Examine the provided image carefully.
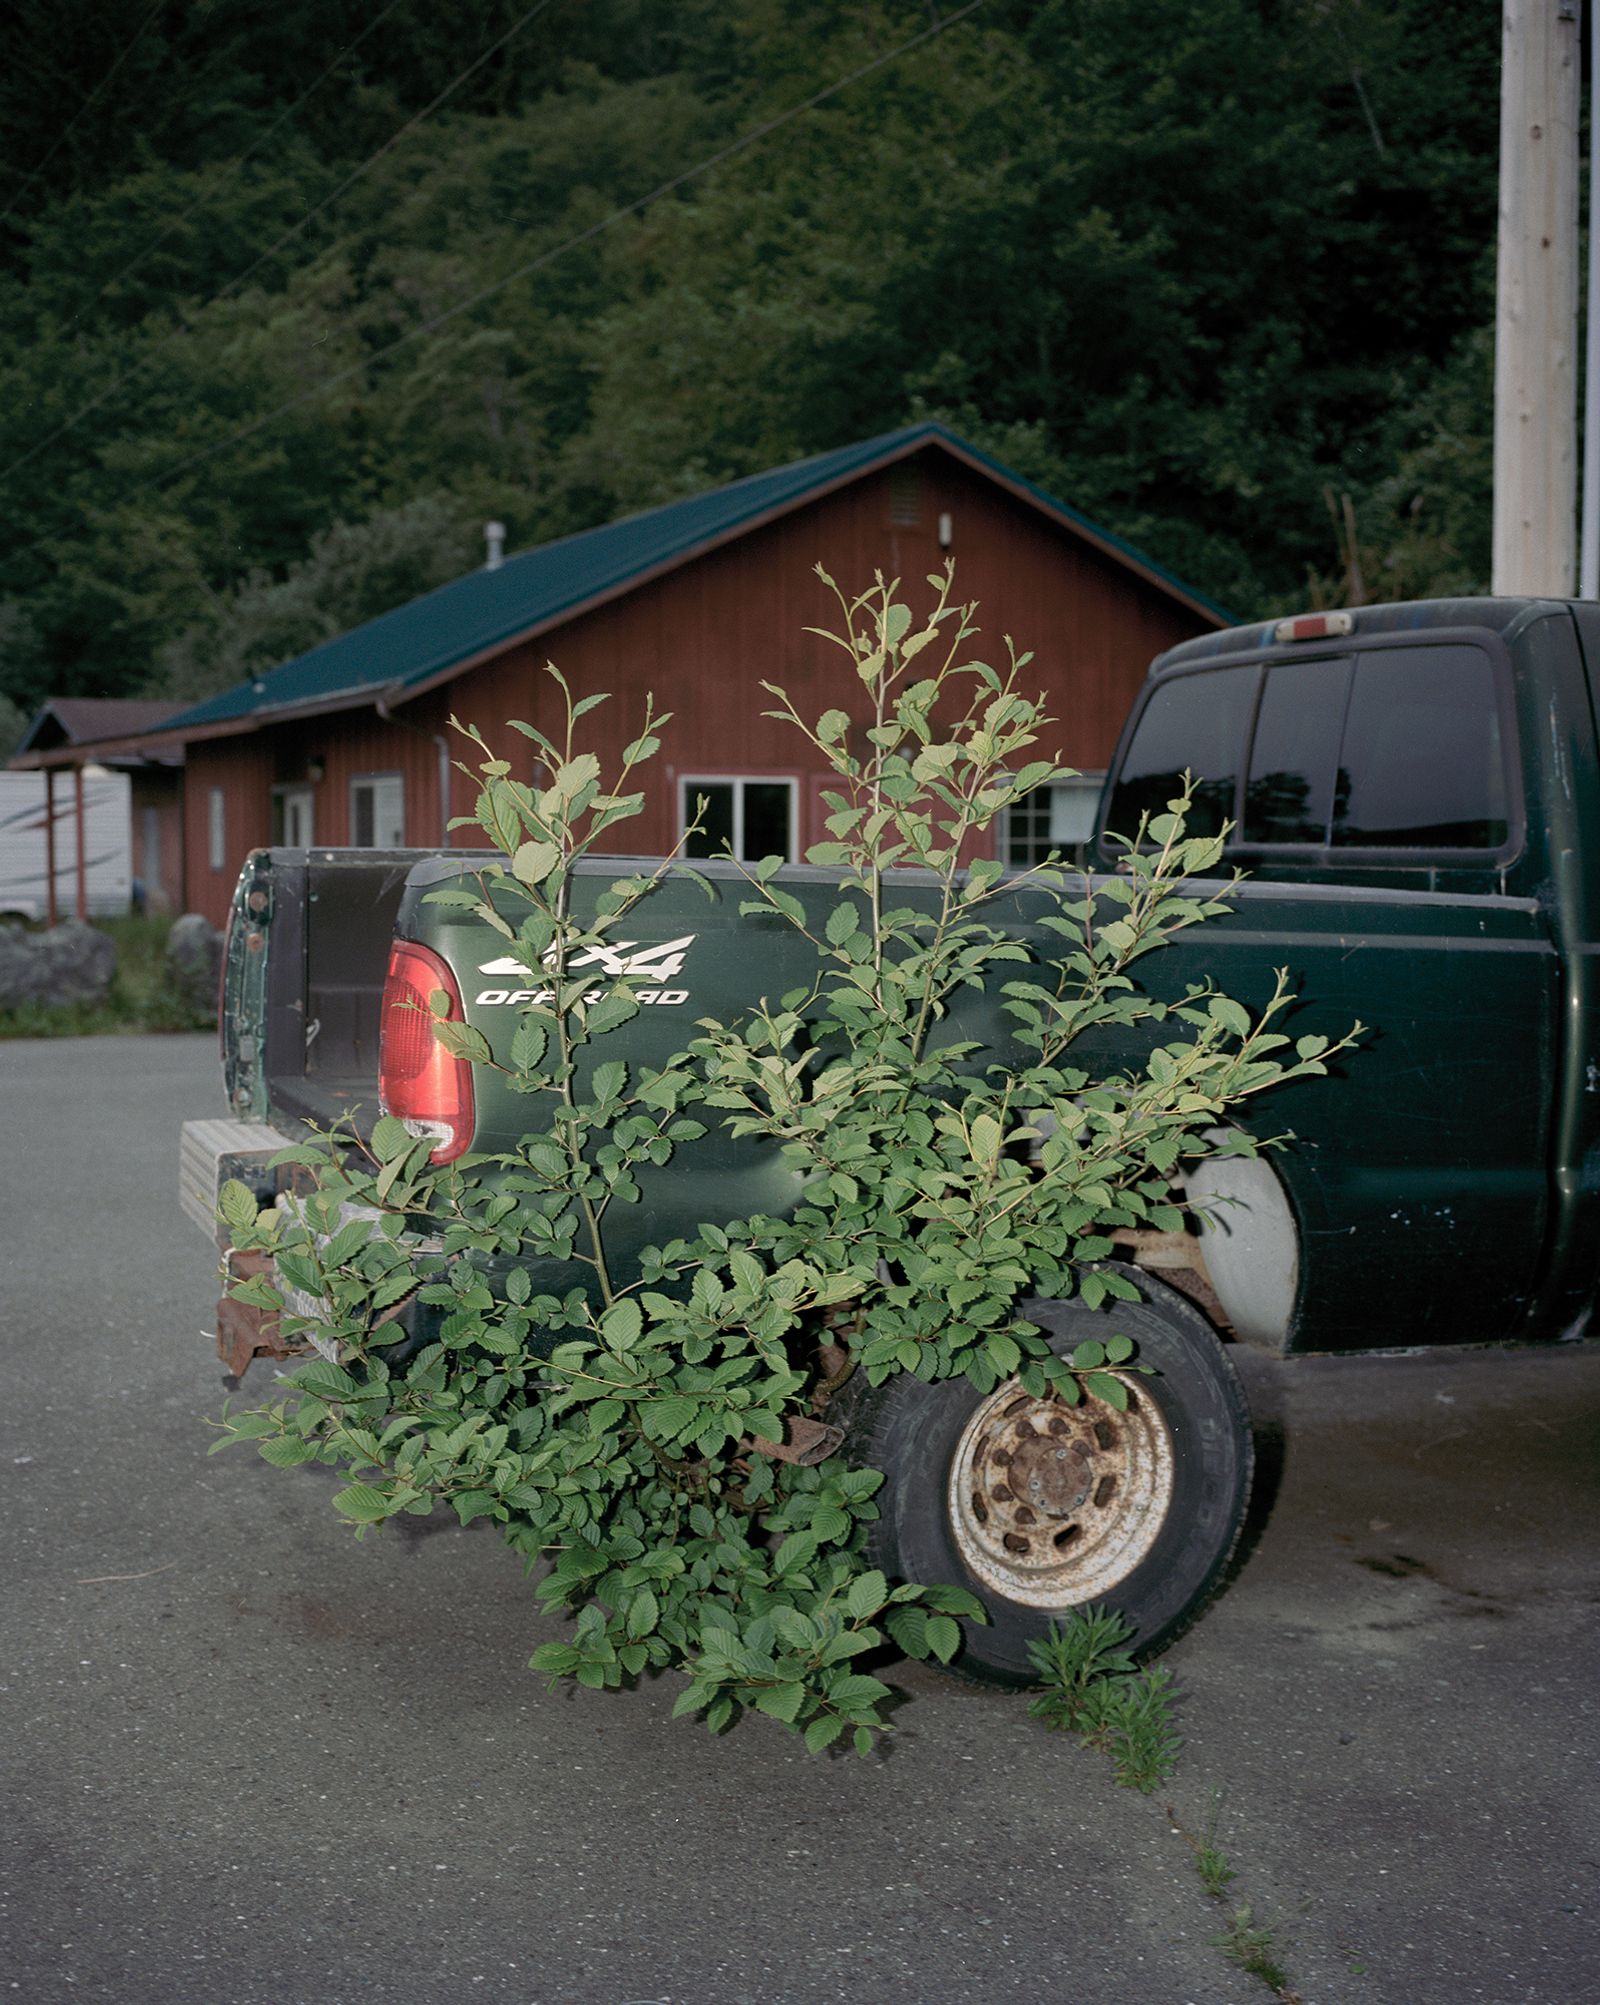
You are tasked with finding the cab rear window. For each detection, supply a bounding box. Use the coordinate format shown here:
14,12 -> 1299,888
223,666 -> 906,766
1333,646 -> 1508,848
1102,664 -> 1256,840
1104,642 -> 1510,854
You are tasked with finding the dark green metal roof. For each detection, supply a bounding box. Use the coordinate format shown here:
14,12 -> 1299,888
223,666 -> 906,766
158,422 -> 1233,735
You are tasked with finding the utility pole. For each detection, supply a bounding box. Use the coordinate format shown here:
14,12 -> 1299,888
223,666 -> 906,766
1584,0 -> 1600,594
1493,0 -> 1581,597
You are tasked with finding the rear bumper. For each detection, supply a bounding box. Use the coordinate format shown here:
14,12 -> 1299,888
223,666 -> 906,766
179,1116 -> 301,1245
181,1116 -> 442,1383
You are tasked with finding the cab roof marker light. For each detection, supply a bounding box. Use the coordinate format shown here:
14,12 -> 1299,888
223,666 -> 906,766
1273,611 -> 1355,643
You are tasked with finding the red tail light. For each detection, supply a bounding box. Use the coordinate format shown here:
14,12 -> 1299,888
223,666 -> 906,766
378,938 -> 475,1164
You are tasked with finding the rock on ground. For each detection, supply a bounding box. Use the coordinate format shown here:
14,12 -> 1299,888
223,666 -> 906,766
0,919 -> 117,1009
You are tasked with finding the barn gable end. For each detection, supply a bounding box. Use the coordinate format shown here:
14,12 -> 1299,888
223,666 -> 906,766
52,426 -> 1229,927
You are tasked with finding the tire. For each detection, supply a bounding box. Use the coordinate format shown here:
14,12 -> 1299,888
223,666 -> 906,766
857,1269 -> 1253,1687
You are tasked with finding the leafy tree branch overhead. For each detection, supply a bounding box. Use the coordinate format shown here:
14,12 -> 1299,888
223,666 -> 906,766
0,0 -> 1496,712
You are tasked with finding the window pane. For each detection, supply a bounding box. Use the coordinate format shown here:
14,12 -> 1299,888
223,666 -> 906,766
1004,778 -> 1102,866
1243,658 -> 1351,844
352,783 -> 374,848
1003,789 -> 1052,867
1104,665 -> 1256,842
1332,646 -> 1508,849
684,782 -> 733,857
1048,777 -> 1102,849
741,782 -> 792,861
372,775 -> 404,847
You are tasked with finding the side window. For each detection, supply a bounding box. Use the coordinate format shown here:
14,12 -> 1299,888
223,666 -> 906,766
680,776 -> 797,862
351,773 -> 405,848
207,786 -> 226,871
1103,664 -> 1257,841
1332,646 -> 1508,850
1242,657 -> 1352,844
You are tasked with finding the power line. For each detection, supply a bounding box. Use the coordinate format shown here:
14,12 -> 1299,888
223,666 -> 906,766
2,0 -> 561,489
143,0 -> 991,498
4,0 -> 989,576
0,0 -> 166,226
69,0 -> 417,327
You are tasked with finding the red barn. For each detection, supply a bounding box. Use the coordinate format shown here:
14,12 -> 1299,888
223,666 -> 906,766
48,424 -> 1229,930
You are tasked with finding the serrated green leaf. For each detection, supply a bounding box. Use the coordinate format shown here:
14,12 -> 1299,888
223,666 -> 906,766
846,1568 -> 887,1621
600,1297 -> 642,1348
774,1531 -> 818,1575
754,1682 -> 806,1724
1085,1372 -> 1129,1411
218,1178 -> 260,1230
257,1435 -> 317,1468
925,1613 -> 962,1663
585,992 -> 640,1037
825,901 -> 859,946
512,840 -> 560,886
885,1605 -> 928,1657
969,1113 -> 1002,1165
805,1713 -> 846,1753
291,1359 -> 359,1402
333,1482 -> 393,1523
511,1020 -> 548,1073
432,1020 -> 494,1066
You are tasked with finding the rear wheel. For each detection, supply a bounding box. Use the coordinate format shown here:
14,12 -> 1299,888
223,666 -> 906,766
857,1271 -> 1253,1686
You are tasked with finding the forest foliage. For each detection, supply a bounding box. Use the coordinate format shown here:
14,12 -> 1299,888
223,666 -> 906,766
0,0 -> 1498,729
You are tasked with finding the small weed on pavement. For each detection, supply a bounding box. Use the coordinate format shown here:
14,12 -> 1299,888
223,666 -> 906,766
1167,1799 -> 1303,2004
1029,1618 -> 1305,2001
1026,1606 -> 1182,1792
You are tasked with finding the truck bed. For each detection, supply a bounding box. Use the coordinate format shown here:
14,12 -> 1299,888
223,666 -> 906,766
222,847 -> 425,1135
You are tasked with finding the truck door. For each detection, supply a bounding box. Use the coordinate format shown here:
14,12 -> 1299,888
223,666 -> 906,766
1102,633 -> 1555,1352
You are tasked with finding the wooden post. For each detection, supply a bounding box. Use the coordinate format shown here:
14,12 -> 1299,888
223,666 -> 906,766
73,765 -> 87,921
1493,0 -> 1582,596
44,766 -> 58,927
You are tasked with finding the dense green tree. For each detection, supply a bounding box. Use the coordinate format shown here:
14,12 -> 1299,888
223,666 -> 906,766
0,0 -> 1501,712
153,493 -> 479,698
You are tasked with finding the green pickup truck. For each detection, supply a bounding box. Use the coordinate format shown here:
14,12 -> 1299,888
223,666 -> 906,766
182,594 -> 1600,1673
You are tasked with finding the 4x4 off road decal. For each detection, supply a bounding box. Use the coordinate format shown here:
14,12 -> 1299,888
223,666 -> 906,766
473,935 -> 695,1008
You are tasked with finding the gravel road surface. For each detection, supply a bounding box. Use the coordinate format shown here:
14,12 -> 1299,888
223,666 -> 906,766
3,1033 -> 1597,2005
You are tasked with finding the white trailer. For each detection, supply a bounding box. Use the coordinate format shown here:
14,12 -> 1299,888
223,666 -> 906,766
0,768 -> 132,921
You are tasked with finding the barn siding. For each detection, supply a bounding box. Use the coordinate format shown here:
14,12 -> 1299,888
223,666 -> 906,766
174,445 -> 1211,927
450,448 -> 1203,857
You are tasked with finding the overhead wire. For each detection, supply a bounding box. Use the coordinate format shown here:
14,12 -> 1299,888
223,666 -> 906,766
1,9 -> 185,235
3,0 -> 990,574
0,0 -> 166,225
2,0 -> 562,489
138,0 -> 992,499
67,0 -> 418,327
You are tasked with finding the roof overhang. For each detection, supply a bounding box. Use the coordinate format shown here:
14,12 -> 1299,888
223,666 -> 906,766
88,427 -> 1233,755
10,738 -> 186,771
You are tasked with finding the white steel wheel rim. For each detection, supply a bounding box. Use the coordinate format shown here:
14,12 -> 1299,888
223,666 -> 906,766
947,1375 -> 1176,1609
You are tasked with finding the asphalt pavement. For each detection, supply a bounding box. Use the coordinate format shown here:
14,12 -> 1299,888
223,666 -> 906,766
2,1033 -> 1597,2005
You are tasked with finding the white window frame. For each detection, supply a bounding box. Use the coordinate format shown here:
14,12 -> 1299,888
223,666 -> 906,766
207,785 -> 226,871
350,771 -> 406,849
999,774 -> 1105,869
678,774 -> 799,863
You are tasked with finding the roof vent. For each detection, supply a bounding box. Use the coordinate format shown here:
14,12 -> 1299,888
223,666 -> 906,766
484,521 -> 506,571
888,465 -> 921,526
